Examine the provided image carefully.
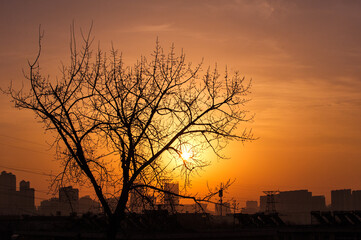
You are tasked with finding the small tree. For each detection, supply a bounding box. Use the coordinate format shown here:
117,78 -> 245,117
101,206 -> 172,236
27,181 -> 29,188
5,27 -> 253,239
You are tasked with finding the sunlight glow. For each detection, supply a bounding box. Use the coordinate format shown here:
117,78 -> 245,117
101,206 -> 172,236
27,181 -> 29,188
180,145 -> 194,164
181,150 -> 193,162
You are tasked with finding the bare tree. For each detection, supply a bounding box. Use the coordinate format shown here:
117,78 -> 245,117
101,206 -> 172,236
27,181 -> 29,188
5,26 -> 254,239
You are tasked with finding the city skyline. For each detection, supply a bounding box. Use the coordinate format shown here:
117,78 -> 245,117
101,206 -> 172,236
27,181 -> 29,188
5,169 -> 361,231
1,1 -> 361,209
2,169 -> 361,213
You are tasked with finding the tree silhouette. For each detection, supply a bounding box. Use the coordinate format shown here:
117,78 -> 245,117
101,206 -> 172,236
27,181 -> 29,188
5,26 -> 254,239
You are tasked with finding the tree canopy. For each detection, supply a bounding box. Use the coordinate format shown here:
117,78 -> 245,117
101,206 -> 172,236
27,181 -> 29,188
6,27 -> 254,239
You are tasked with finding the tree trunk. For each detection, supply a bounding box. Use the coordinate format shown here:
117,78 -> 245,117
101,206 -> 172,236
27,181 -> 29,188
106,200 -> 128,240
107,215 -> 121,240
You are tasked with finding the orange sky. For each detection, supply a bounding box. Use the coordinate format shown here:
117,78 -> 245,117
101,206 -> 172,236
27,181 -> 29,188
1,1 -> 361,207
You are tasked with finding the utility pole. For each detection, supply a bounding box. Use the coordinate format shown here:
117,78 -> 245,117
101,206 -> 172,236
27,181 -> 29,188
219,187 -> 223,216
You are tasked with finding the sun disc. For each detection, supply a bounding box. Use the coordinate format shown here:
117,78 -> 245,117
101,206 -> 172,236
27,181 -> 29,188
181,150 -> 192,161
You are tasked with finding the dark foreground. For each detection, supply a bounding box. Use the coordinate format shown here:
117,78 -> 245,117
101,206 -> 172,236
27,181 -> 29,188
8,227 -> 361,240
2,214 -> 361,240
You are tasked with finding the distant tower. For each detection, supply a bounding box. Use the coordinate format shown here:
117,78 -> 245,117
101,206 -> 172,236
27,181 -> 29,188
263,191 -> 279,214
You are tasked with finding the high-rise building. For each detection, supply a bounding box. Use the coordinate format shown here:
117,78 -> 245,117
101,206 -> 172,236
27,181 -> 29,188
279,190 -> 313,225
18,180 -> 35,214
59,186 -> 79,202
0,171 -> 16,215
259,195 -> 267,212
0,171 -> 35,215
352,190 -> 361,210
331,189 -> 352,211
278,190 -> 312,212
311,195 -> 326,211
259,189 -> 321,224
163,182 -> 179,206
0,171 -> 16,191
162,182 -> 179,213
59,186 -> 79,215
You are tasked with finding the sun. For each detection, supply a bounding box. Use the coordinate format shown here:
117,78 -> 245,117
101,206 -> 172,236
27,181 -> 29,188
181,150 -> 193,162
180,144 -> 194,163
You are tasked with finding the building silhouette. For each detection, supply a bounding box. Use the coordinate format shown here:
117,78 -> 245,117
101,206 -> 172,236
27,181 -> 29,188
129,186 -> 156,213
59,186 -> 79,215
352,190 -> 361,210
331,189 -> 352,211
78,195 -> 101,215
163,182 -> 180,205
311,195 -> 326,211
0,171 -> 35,215
242,200 -> 259,214
0,171 -> 16,215
162,182 -> 180,213
278,190 -> 312,213
38,197 -> 60,216
260,190 -> 326,224
19,180 -> 35,214
330,189 -> 361,211
39,186 -> 100,216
